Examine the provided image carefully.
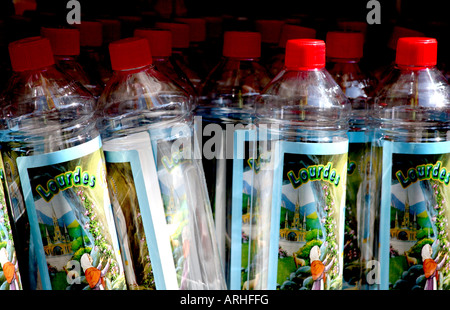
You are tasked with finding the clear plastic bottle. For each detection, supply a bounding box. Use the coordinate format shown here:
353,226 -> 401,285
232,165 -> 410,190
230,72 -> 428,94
195,30 -> 271,289
0,37 -> 126,290
371,37 -> 450,290
96,37 -> 226,290
326,31 -> 376,290
267,24 -> 316,78
155,22 -> 203,91
133,28 -> 197,97
41,27 -> 103,98
252,39 -> 350,290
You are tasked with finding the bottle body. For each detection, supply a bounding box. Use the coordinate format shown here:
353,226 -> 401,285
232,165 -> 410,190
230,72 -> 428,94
0,63 -> 126,290
252,66 -> 350,290
196,49 -> 271,288
97,62 -> 226,290
327,58 -> 376,289
370,64 -> 450,290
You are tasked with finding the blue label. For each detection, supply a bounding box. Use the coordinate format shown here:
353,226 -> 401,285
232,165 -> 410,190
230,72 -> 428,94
268,140 -> 348,290
16,136 -> 126,290
380,140 -> 450,290
105,150 -> 163,290
230,128 -> 256,289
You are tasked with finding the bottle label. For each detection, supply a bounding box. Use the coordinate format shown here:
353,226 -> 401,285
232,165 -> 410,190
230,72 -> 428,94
104,131 -> 180,290
344,131 -> 371,288
380,141 -> 450,290
0,156 -> 23,290
105,151 -> 159,290
268,140 -> 348,290
230,128 -> 257,289
16,136 -> 126,290
104,129 -> 222,290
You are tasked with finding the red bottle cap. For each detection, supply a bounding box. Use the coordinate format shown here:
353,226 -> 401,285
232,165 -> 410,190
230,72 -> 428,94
326,31 -> 364,59
223,31 -> 261,58
254,19 -> 285,44
134,28 -> 172,57
8,36 -> 55,72
75,21 -> 103,47
41,27 -> 80,56
395,37 -> 438,67
155,22 -> 190,49
285,39 -> 325,70
109,37 -> 152,71
174,18 -> 206,42
278,24 -> 316,48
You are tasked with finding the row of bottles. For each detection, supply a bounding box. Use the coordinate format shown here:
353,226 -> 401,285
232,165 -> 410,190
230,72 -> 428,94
0,11 -> 449,291
0,33 -> 225,290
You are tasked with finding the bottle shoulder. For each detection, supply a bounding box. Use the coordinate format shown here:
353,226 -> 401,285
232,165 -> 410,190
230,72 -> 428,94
260,68 -> 349,108
374,67 -> 450,109
0,66 -> 95,119
97,66 -> 191,118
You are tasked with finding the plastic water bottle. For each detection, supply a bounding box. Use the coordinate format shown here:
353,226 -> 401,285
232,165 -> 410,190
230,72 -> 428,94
133,28 -> 196,97
371,37 -> 450,290
96,37 -> 226,290
195,30 -> 271,289
326,31 -> 375,289
0,37 -> 126,290
41,27 -> 103,98
252,39 -> 350,290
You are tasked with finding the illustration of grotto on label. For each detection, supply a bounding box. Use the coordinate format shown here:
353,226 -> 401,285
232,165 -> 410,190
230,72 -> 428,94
39,188 -> 124,290
389,179 -> 450,290
278,181 -> 342,291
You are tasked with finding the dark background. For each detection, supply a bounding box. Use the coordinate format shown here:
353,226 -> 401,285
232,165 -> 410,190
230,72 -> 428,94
1,0 -> 449,81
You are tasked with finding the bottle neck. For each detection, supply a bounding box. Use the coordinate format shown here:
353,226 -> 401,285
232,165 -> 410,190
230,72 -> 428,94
283,66 -> 325,72
396,64 -> 435,71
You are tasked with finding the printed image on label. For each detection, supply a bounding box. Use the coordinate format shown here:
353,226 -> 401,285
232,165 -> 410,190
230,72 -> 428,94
381,141 -> 450,290
154,130 -> 225,290
271,141 -> 348,290
17,137 -> 126,290
343,140 -> 369,289
0,156 -> 23,290
106,159 -> 155,290
230,129 -> 257,290
156,136 -> 197,289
